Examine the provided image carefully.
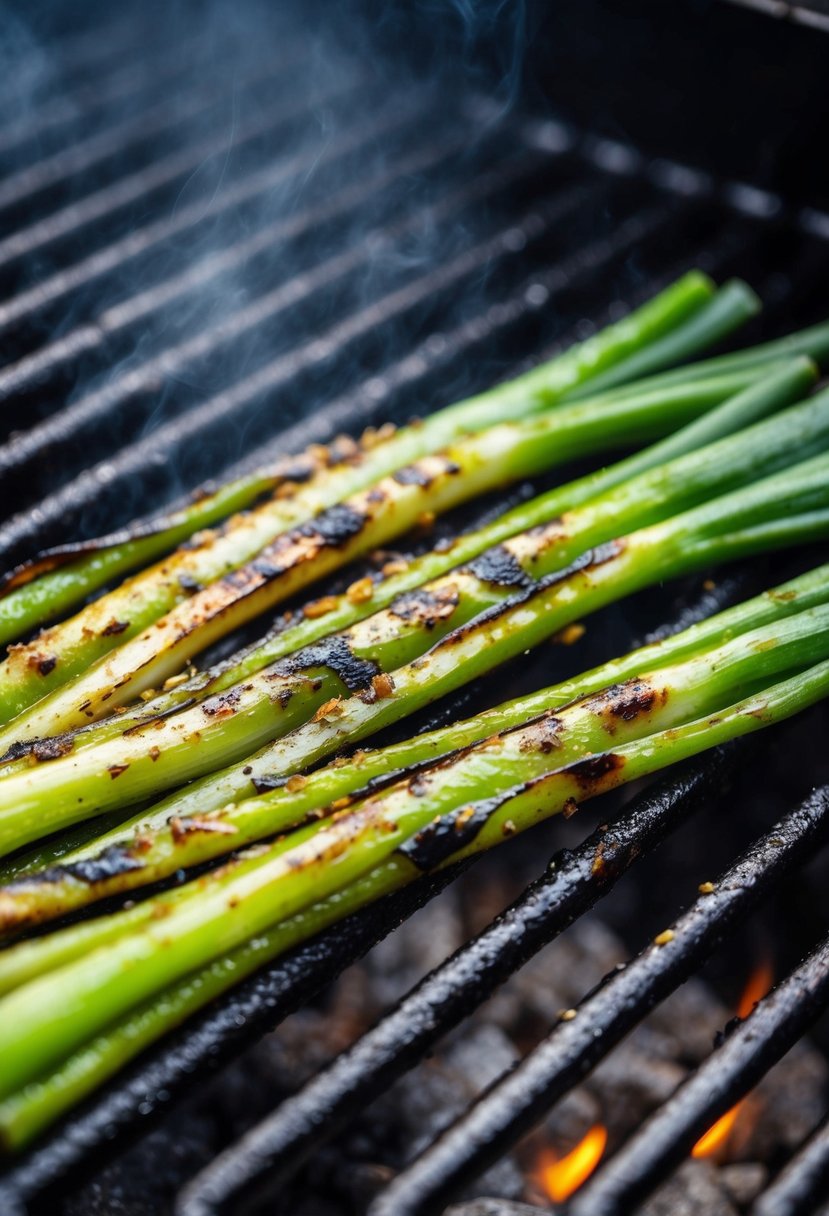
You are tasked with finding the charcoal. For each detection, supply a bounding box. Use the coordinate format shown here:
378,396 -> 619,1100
643,1161 -> 738,1216
720,1162 -> 769,1206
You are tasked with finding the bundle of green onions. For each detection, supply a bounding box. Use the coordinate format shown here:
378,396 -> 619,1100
2,271 -> 829,1150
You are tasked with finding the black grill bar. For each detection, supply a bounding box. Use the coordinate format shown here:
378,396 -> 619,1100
0,48 -> 286,215
0,72 -> 351,272
0,90 -> 421,336
571,932 -> 829,1216
754,1112 -> 829,1216
0,574 -> 744,1209
174,755 -> 732,1216
0,193 -> 679,567
0,117 -> 476,398
0,866 -> 465,1216
0,34 -> 216,161
367,786 -> 829,1216
0,134 -> 552,409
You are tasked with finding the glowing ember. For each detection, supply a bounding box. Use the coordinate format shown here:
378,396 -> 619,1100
536,1124 -> 608,1202
691,958 -> 774,1160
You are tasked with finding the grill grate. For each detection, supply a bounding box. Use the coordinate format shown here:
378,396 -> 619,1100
0,3 -> 829,1214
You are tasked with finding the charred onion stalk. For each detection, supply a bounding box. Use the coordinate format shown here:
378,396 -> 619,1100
0,385 -> 828,863
0,271 -> 739,720
3,557 -> 828,930
2,271 -> 776,653
1,601 -> 829,1144
25,357 -> 804,753
0,368 -> 770,749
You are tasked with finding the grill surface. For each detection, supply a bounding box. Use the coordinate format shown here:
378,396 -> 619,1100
0,2 -> 829,1214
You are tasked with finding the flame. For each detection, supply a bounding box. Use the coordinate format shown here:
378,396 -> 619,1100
691,957 -> 774,1160
536,1124 -> 608,1203
736,956 -> 774,1019
691,1104 -> 742,1159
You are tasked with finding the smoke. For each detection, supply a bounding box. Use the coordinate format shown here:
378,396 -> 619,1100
0,0 -> 547,556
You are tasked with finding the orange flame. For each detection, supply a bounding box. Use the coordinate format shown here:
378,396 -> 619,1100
691,957 -> 774,1160
536,1124 -> 608,1203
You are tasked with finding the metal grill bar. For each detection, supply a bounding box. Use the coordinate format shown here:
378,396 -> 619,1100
0,573 -> 743,1209
0,73 -> 353,271
0,132 -> 549,406
0,93 -> 433,336
0,147 -> 571,493
368,786 -> 829,1216
0,164 -> 595,496
0,193 -> 675,566
0,119 -> 476,397
0,49 -> 287,214
571,931 -> 829,1216
0,865 -> 465,1213
754,1112 -> 829,1216
0,17 -> 137,106
0,35 -> 217,160
174,756 -> 732,1216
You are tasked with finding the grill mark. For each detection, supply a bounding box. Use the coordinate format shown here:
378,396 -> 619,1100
0,729 -> 76,763
465,544 -> 533,589
565,751 -> 626,789
271,635 -> 379,692
389,587 -> 460,629
427,541 -> 625,654
101,619 -> 130,637
11,845 -> 148,888
393,457 -> 461,489
583,679 -> 668,732
397,796 -> 501,871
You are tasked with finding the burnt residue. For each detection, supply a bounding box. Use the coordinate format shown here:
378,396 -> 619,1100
427,541 -> 625,655
393,465 -> 433,488
272,635 -> 379,692
565,751 -> 626,790
517,712 -> 563,754
169,815 -> 238,843
178,573 -> 202,594
0,732 -> 76,764
309,503 -> 367,547
389,587 -> 460,630
583,679 -> 668,729
465,545 -> 532,589
101,619 -> 130,637
397,801 -> 493,871
393,457 -> 461,488
10,844 -> 147,888
37,656 -> 57,676
202,685 -> 246,718
31,736 -> 75,762
0,515 -> 209,595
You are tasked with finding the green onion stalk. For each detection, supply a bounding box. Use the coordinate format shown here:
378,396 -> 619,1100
0,364 -> 823,860
30,355 -> 807,752
0,358 -> 775,748
0,271 -> 733,721
3,556 -> 828,931
1,606 -> 829,1149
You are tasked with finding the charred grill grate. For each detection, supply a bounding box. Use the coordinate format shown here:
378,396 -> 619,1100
0,2 -> 829,1214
